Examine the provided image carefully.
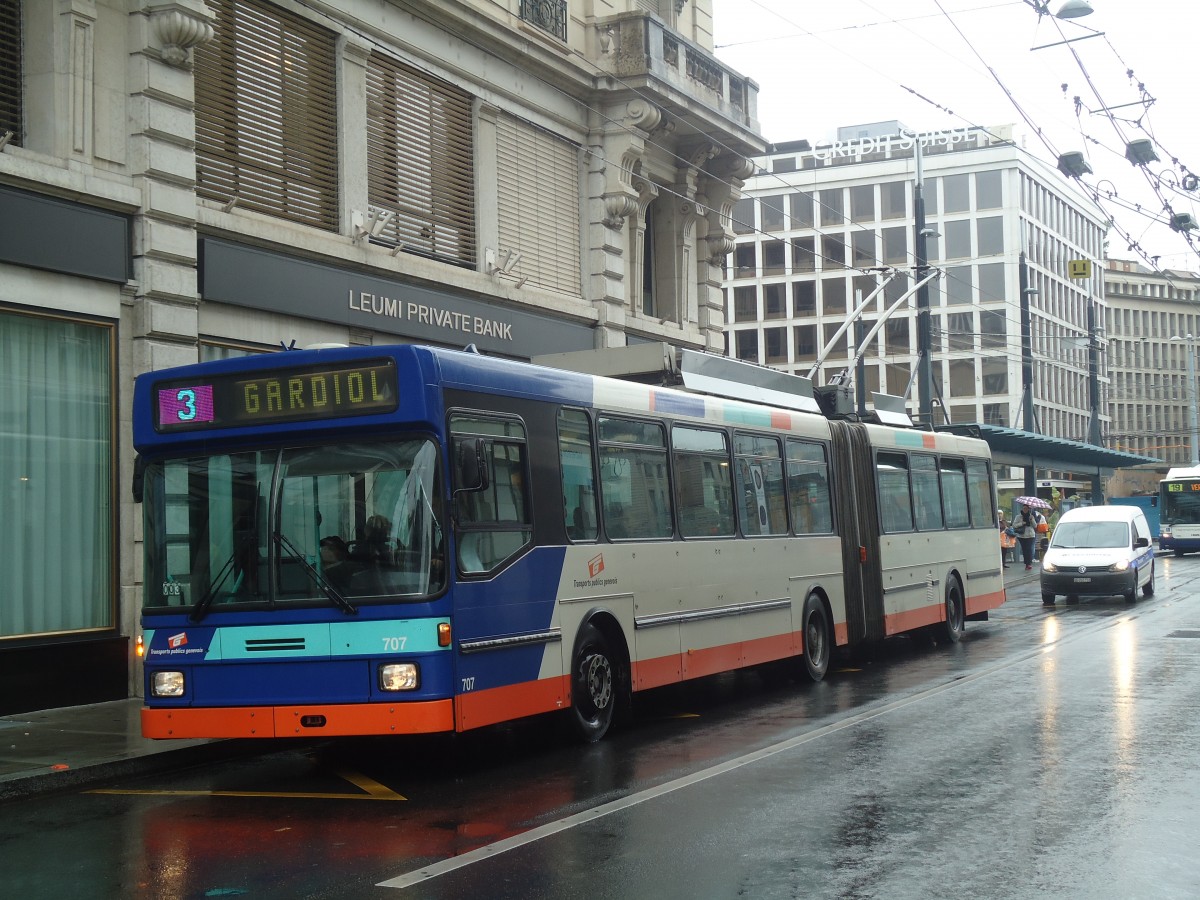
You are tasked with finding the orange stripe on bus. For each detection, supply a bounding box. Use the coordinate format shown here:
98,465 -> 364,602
141,700 -> 455,739
966,588 -> 1005,616
455,676 -> 568,732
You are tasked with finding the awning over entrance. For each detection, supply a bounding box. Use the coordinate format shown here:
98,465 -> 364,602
935,423 -> 1161,475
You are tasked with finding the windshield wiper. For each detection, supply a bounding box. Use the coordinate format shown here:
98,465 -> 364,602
189,551 -> 238,624
274,531 -> 358,615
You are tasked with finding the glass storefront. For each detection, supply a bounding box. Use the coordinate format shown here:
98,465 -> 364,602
0,310 -> 114,639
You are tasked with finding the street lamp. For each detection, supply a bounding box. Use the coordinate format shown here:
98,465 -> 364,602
1169,334 -> 1200,466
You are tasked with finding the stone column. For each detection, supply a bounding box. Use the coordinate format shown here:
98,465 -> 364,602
127,0 -> 215,375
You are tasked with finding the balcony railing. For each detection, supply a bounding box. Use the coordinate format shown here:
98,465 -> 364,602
520,0 -> 567,42
601,14 -> 755,124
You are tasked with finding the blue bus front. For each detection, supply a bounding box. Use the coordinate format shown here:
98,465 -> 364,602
1159,477 -> 1200,556
134,348 -> 457,738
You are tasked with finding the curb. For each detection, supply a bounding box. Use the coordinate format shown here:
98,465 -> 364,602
0,739 -> 245,804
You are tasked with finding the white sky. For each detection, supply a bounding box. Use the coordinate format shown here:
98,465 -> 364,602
711,0 -> 1199,270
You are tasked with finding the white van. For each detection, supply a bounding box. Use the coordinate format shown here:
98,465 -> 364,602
1040,505 -> 1155,605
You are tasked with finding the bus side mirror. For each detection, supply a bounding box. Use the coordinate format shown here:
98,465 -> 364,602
454,438 -> 489,493
132,455 -> 145,504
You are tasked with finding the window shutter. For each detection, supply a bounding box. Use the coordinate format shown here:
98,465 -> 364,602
495,115 -> 581,296
0,0 -> 21,144
195,0 -> 339,231
366,53 -> 475,266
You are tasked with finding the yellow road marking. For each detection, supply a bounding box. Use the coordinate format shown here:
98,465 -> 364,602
87,767 -> 406,801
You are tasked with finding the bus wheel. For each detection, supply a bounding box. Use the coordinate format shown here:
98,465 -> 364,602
570,623 -> 616,742
800,593 -> 831,682
939,579 -> 965,644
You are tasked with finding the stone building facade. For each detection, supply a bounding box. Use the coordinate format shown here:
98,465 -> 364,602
0,0 -> 764,712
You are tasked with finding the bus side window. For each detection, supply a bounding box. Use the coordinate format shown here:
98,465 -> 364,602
787,439 -> 833,534
559,408 -> 598,542
877,451 -> 913,533
449,415 -> 532,573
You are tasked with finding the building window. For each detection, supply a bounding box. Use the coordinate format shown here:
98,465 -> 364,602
850,185 -> 875,222
790,192 -> 814,228
761,196 -> 786,232
735,329 -> 759,362
946,266 -> 972,305
732,197 -> 754,234
1,311 -> 113,638
882,226 -> 908,264
733,286 -> 757,322
980,310 -> 1006,349
794,324 -> 818,360
949,358 -> 975,396
196,0 -> 339,230
819,189 -> 844,227
792,238 -> 815,273
763,240 -> 786,276
978,262 -> 1005,303
977,216 -> 1004,256
852,230 -> 876,267
982,358 -> 1008,394
763,283 -> 787,319
492,114 -> 576,292
943,174 -> 970,212
885,318 -> 909,356
946,312 -> 974,351
944,220 -> 971,259
764,326 -> 787,364
734,243 -> 757,278
822,234 -> 847,269
821,278 -> 847,316
976,170 -> 1002,209
0,0 -> 21,146
371,52 -> 478,267
793,281 -> 816,316
881,181 -> 906,220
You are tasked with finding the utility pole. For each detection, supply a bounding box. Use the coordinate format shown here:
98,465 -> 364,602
1086,293 -> 1103,504
1019,248 -> 1036,497
913,136 -> 933,429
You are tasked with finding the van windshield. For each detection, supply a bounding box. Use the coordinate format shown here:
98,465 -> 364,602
1050,521 -> 1130,549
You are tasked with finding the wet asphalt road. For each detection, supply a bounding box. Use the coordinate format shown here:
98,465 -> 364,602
4,556 -> 1200,899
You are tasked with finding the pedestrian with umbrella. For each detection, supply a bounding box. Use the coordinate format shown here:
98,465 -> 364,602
1012,496 -> 1050,570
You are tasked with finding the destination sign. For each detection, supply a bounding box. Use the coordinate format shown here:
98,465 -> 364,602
154,359 -> 398,431
1166,481 -> 1200,493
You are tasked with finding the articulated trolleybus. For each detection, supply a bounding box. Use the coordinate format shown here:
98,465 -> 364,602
134,343 -> 1005,742
1159,465 -> 1200,555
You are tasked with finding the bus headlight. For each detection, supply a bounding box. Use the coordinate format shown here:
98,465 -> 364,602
379,663 -> 419,691
151,671 -> 185,697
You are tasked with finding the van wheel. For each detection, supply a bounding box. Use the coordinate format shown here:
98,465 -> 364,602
1041,593 -> 1056,605
1123,579 -> 1137,604
1142,563 -> 1155,597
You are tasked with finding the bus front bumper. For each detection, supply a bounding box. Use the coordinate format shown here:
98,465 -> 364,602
142,699 -> 455,739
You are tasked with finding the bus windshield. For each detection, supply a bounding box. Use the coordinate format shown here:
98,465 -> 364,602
142,440 -> 445,612
1161,483 -> 1200,525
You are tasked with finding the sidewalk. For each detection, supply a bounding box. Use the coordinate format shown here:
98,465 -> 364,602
1,563 -> 1042,802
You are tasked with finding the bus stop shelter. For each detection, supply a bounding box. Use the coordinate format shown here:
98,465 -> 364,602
935,423 -> 1161,504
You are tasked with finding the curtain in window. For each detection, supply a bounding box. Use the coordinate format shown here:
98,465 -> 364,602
0,313 -> 112,636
